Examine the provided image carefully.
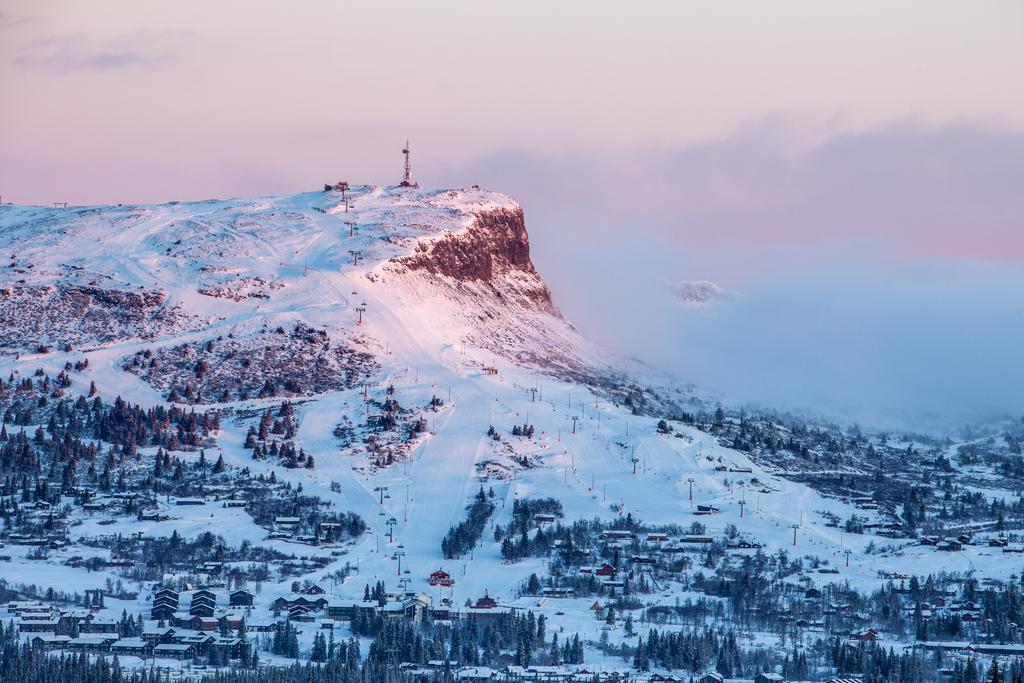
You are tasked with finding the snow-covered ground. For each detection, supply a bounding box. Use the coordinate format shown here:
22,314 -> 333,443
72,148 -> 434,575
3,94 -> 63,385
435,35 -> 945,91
0,185 -> 1017,675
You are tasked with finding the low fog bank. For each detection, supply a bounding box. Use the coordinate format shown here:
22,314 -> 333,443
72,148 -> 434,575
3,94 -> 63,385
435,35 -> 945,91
554,236 -> 1024,430
441,122 -> 1024,431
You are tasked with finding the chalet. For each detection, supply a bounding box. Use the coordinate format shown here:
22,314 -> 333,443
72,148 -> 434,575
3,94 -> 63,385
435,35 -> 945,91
428,660 -> 460,670
68,635 -> 118,653
198,561 -> 223,575
211,636 -> 243,659
850,628 -> 880,642
304,584 -> 326,595
171,612 -> 195,628
726,540 -> 762,550
474,594 -> 498,609
972,643 -> 1024,657
680,536 -> 714,545
1003,546 -> 1024,554
541,587 -> 574,598
80,618 -> 118,634
18,619 -> 59,633
274,516 -> 301,532
804,588 -> 822,600
139,509 -> 168,522
31,634 -> 71,651
189,591 -> 216,617
646,532 -> 669,543
534,513 -> 557,524
915,641 -> 970,653
754,674 -> 784,683
326,599 -> 377,621
796,618 -> 825,628
7,534 -> 47,546
151,604 -> 177,620
629,555 -> 657,565
20,610 -> 55,622
594,563 -> 617,577
149,589 -> 179,618
223,613 -> 244,630
600,530 -> 633,541
429,569 -> 454,587
174,632 -> 215,655
142,627 -> 175,645
102,559 -> 134,569
272,594 -> 328,613
694,505 -> 719,516
937,541 -> 962,552
697,674 -> 724,683
154,643 -> 196,659
245,618 -> 280,633
223,499 -> 247,508
988,538 -> 1010,548
194,616 -> 220,632
174,498 -> 205,506
230,589 -> 254,607
111,638 -> 151,657
4,601 -> 50,615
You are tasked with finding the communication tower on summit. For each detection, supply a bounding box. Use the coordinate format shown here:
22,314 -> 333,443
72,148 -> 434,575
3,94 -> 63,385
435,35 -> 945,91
400,140 -> 418,187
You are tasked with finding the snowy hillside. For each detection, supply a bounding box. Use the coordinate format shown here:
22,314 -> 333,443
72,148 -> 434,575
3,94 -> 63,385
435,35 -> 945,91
1,184 -> 1022,682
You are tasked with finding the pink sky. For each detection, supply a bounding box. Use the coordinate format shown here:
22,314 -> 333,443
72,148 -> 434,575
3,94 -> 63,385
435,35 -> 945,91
1,1 -> 1023,260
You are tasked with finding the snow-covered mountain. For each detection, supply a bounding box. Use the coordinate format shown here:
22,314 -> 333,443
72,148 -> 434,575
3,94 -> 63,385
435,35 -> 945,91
1,184 -> 1021,679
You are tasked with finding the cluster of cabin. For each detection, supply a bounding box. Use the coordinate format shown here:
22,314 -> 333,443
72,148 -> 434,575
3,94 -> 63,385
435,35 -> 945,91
7,598 -> 260,661
919,533 -> 1024,554
30,629 -> 246,660
10,600 -> 119,636
405,666 -> 800,683
150,586 -> 255,627
0,496 -> 72,548
267,583 -> 517,626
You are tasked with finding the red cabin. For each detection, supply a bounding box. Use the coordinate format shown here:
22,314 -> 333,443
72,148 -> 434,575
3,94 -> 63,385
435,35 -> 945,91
429,569 -> 452,586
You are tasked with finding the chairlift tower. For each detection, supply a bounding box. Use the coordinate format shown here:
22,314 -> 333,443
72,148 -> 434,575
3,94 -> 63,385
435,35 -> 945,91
393,548 -> 406,576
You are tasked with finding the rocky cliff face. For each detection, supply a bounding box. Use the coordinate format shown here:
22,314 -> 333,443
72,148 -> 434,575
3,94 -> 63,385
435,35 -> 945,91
392,207 -> 556,314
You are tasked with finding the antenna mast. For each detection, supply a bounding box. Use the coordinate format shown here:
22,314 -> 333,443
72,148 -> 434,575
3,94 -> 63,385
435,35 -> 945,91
400,140 -> 417,187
